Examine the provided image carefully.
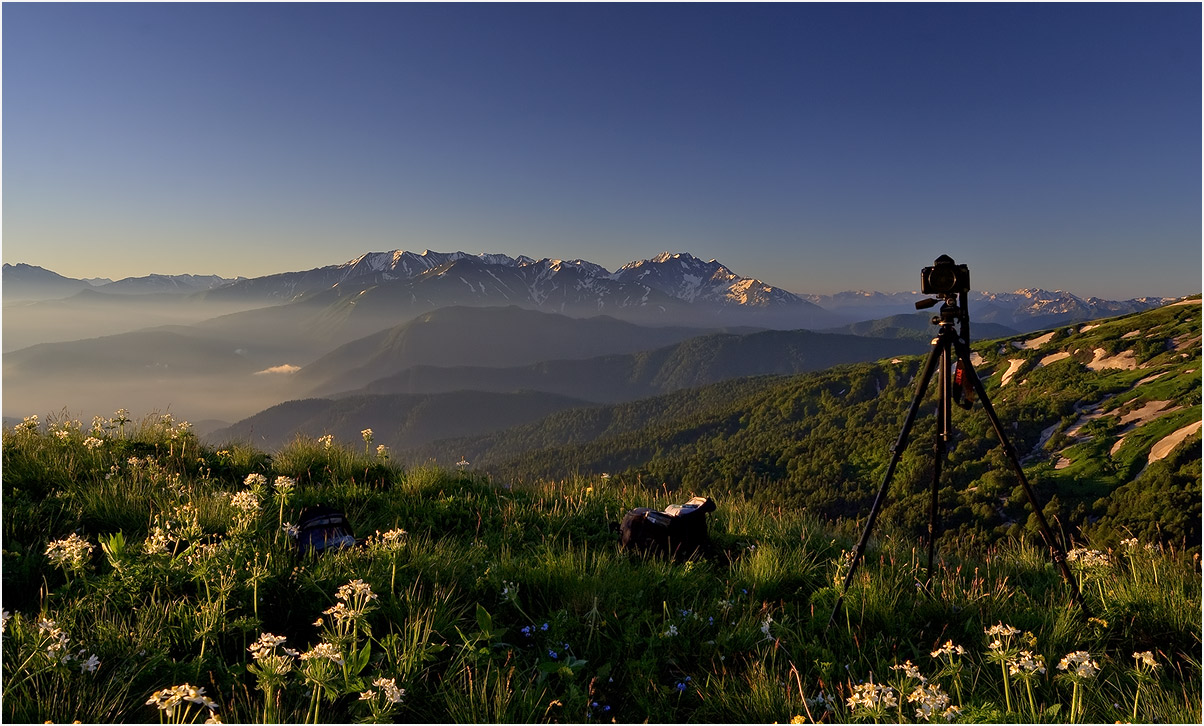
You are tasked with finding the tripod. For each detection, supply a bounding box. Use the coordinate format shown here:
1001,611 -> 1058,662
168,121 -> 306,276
828,290 -> 1085,626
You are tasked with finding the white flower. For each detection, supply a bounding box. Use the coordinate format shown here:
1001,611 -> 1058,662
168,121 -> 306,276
319,434 -> 334,449
274,476 -> 296,495
1008,650 -> 1046,676
283,522 -> 300,538
891,659 -> 925,682
1,609 -> 10,633
930,640 -> 966,659
361,428 -> 374,443
248,632 -> 291,660
760,615 -> 773,640
83,436 -> 104,450
1057,650 -> 1100,679
907,681 -> 950,721
846,682 -> 898,711
663,624 -> 678,637
243,473 -> 268,488
230,490 -> 260,514
300,642 -> 344,666
1132,651 -> 1159,670
80,653 -> 101,673
373,676 -> 405,704
45,533 -> 95,570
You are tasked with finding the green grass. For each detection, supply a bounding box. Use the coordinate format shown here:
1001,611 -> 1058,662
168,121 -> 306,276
2,415 -> 1200,723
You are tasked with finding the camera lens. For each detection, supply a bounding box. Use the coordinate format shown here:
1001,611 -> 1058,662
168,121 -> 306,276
927,266 -> 958,293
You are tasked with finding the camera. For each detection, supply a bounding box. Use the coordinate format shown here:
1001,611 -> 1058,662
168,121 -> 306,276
921,254 -> 970,295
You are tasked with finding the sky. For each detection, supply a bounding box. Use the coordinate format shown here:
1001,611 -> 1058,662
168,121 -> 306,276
3,2 -> 1200,299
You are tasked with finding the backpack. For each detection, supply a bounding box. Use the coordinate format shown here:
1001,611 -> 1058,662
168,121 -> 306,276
293,505 -> 358,555
619,496 -> 716,560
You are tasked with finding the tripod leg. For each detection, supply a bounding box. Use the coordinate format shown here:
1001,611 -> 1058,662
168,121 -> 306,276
829,337 -> 947,627
926,345 -> 950,587
952,338 -> 1087,612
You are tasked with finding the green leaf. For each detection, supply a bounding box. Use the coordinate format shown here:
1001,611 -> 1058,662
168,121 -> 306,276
475,603 -> 493,636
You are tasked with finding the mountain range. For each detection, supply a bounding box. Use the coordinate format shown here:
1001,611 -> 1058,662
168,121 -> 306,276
2,249 -> 1183,429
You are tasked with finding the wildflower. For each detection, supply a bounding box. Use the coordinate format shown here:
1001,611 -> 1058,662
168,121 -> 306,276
283,522 -> 300,538
1132,651 -> 1159,670
846,681 -> 898,712
83,436 -> 103,450
319,434 -> 334,449
80,654 -> 101,673
45,533 -> 95,572
16,414 -> 40,433
664,624 -> 679,637
930,640 -> 966,659
230,489 -> 260,514
1,609 -> 9,633
1120,537 -> 1139,550
1057,650 -> 1100,679
248,633 -> 290,660
274,476 -> 296,497
908,681 -> 951,721
540,622 -> 549,631
336,578 -> 378,604
300,642 -> 345,666
376,444 -> 389,458
378,528 -> 407,549
53,428 -> 70,441
521,626 -> 532,637
548,649 -> 558,659
892,660 -> 925,682
1009,650 -> 1046,676
456,457 -> 470,469
789,716 -> 806,724
373,677 -> 404,704
146,684 -> 218,718
761,615 -> 774,640
243,473 -> 268,489
361,428 -> 374,444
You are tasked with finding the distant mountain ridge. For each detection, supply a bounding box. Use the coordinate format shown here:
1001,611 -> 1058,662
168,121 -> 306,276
3,263 -> 240,301
6,251 -> 1175,332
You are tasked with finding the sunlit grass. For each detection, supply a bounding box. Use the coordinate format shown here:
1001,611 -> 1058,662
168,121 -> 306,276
2,413 -> 1199,723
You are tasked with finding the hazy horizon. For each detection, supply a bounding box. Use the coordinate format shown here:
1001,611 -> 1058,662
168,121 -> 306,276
3,3 -> 1200,300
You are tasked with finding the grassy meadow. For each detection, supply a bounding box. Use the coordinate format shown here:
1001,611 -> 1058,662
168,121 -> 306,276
2,412 -> 1200,723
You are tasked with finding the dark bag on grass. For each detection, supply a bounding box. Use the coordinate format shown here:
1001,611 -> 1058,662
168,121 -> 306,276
619,496 -> 716,560
294,505 -> 358,555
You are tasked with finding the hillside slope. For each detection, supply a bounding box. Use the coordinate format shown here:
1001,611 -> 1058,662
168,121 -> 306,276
347,327 -> 930,403
412,299 -> 1201,546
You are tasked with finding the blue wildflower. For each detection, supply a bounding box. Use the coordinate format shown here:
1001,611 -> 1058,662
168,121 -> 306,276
548,650 -> 558,659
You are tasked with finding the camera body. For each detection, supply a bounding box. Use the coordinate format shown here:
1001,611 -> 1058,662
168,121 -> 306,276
921,255 -> 970,296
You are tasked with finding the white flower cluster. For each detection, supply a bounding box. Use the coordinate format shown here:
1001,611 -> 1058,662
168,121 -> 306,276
145,683 -> 219,718
984,622 -> 1021,652
230,490 -> 260,515
1132,650 -> 1159,670
44,533 -> 94,571
300,641 -> 345,666
1066,547 -> 1113,573
1008,650 -> 1046,676
248,632 -> 299,660
1057,650 -> 1100,679
274,476 -> 296,498
34,617 -> 100,673
360,676 -> 405,704
907,682 -> 956,722
845,681 -> 898,710
930,640 -> 966,659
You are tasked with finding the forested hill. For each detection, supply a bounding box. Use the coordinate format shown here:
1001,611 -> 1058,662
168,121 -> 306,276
411,299 -> 1201,547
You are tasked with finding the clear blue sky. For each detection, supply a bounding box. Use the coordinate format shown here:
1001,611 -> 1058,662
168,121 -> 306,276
4,3 -> 1200,298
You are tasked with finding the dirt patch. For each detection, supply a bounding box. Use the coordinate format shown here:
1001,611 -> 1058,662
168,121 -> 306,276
1117,400 -> 1175,427
1086,348 -> 1138,371
1136,372 -> 1169,386
1012,331 -> 1056,350
1038,351 -> 1071,367
1148,421 -> 1203,463
1000,359 -> 1026,386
